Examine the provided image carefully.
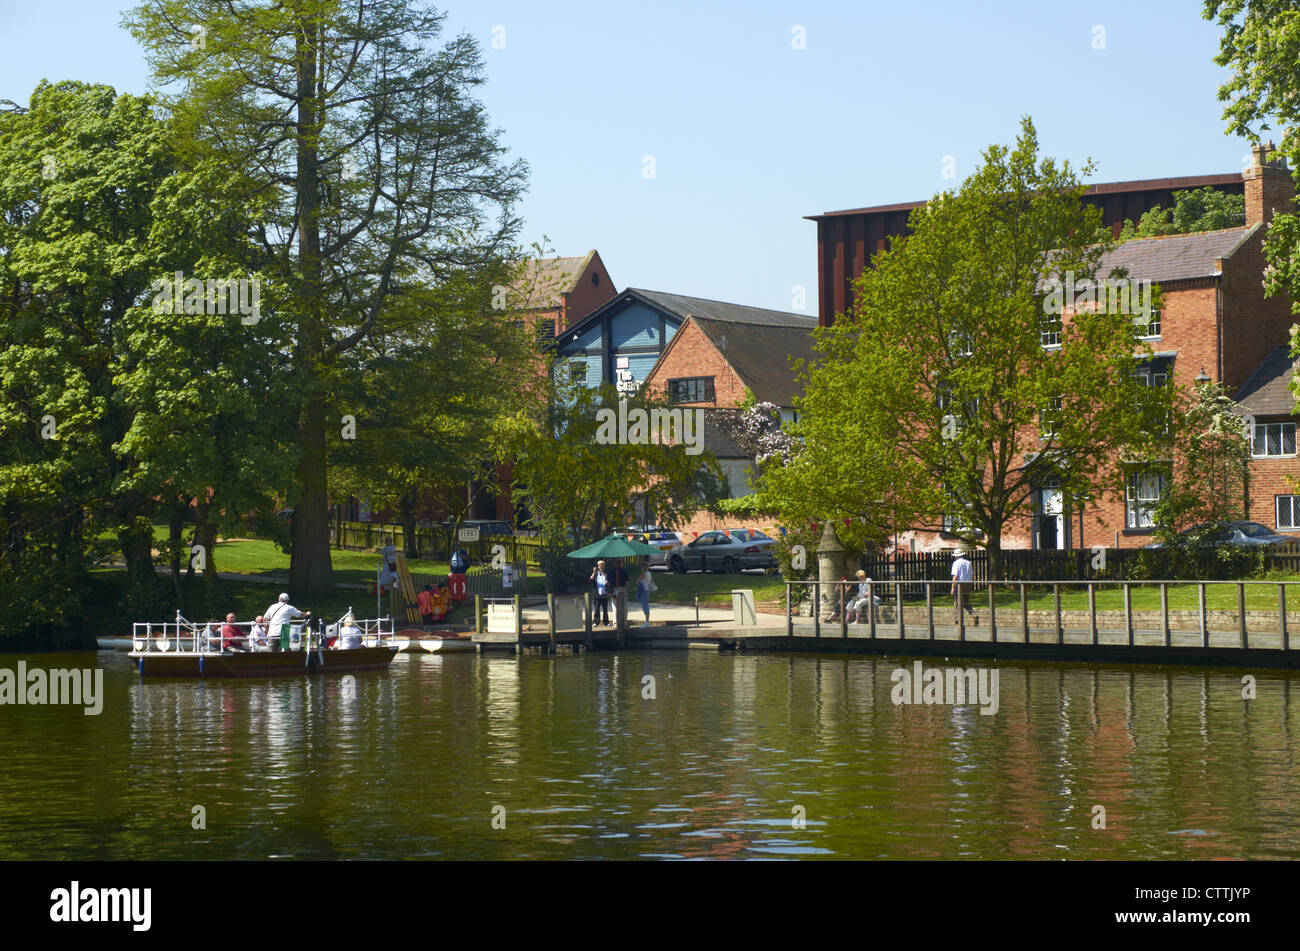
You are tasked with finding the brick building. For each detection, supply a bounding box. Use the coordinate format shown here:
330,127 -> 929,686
641,311 -> 817,536
553,288 -> 814,535
822,145 -> 1297,553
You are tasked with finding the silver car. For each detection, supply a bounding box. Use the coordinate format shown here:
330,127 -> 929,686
668,530 -> 778,574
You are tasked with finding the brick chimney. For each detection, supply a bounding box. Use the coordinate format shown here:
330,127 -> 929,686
1244,140 -> 1294,227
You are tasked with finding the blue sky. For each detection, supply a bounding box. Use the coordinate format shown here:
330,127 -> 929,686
0,1 -> 1256,314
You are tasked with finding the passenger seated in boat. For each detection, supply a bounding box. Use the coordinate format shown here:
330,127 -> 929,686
220,612 -> 247,651
203,621 -> 224,651
249,616 -> 270,651
339,612 -> 363,650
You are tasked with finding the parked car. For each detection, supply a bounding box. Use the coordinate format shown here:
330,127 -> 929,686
668,530 -> 778,574
611,527 -> 681,567
1143,521 -> 1294,550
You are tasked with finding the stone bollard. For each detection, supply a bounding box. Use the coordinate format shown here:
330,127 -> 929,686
817,521 -> 846,621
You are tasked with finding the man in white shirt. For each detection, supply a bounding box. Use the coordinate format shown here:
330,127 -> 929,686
263,593 -> 310,650
950,549 -> 978,627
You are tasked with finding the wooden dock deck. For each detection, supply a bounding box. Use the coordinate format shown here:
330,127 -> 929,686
463,583 -> 1300,669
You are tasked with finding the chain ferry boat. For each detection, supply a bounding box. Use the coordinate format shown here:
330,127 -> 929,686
129,610 -> 399,678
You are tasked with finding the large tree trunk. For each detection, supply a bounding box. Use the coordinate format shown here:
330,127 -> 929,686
986,526 -> 1003,582
168,501 -> 186,600
194,497 -> 218,584
286,14 -> 335,601
290,395 -> 334,599
119,511 -> 155,587
400,489 -> 419,558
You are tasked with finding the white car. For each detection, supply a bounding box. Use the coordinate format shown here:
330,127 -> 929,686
616,527 -> 682,568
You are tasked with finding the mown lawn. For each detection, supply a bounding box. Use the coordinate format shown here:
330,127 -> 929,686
209,536 -> 450,585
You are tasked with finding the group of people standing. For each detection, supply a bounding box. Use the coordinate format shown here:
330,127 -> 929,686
589,558 -> 656,628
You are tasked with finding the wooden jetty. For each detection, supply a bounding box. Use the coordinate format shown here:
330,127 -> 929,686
466,581 -> 1300,670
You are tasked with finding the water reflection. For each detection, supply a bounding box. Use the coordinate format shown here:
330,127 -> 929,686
0,649 -> 1297,859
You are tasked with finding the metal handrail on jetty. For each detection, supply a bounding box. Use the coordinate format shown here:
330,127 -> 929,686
784,578 -> 1300,652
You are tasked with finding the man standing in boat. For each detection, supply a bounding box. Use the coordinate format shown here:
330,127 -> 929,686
263,593 -> 310,649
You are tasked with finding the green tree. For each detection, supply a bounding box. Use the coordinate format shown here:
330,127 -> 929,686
126,0 -> 528,598
1151,382 -> 1252,542
755,117 -> 1164,579
1206,1 -> 1300,404
508,380 -> 726,590
329,261 -> 535,553
1116,186 -> 1247,239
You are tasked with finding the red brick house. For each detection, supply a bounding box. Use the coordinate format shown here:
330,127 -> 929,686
844,145 -> 1298,553
641,310 -> 816,537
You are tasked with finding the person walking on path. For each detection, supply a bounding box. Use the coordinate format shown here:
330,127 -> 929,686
636,559 -> 655,627
950,549 -> 978,627
590,560 -> 611,626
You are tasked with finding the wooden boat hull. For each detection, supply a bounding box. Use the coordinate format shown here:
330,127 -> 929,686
130,646 -> 397,678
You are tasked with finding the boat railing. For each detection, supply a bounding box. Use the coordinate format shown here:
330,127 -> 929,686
131,611 -> 394,653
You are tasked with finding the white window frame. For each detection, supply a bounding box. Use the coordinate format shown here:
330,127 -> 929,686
1252,422 -> 1297,458
1134,309 -> 1162,340
1125,471 -> 1165,529
1040,314 -> 1061,349
1276,495 -> 1300,531
1040,395 -> 1063,438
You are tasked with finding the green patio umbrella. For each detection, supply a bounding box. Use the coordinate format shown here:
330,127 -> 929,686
566,535 -> 661,559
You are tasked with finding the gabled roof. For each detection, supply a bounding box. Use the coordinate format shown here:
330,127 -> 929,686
628,289 -> 817,327
555,287 -> 815,346
511,251 -> 596,309
1097,225 -> 1256,283
1235,345 -> 1298,417
688,317 -> 817,407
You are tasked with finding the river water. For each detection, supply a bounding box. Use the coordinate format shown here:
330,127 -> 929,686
0,649 -> 1296,859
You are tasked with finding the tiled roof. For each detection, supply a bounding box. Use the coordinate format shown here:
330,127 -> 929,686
511,252 -> 594,309
1096,226 -> 1256,283
631,289 -> 818,328
1235,345 -> 1298,417
689,317 -> 817,407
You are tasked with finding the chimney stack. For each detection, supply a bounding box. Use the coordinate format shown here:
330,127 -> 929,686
1244,140 -> 1294,228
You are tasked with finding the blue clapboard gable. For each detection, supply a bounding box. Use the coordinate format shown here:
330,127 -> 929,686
558,322 -> 603,352
552,292 -> 685,391
560,352 -> 602,387
620,353 -> 660,388
609,302 -> 664,349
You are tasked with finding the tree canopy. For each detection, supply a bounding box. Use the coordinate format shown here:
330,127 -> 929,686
752,117 -> 1166,577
